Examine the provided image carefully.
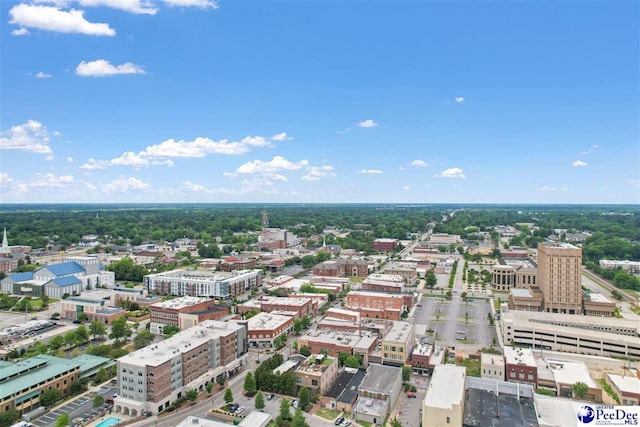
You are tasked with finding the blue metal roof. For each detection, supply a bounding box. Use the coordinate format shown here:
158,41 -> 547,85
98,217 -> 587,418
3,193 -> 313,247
7,272 -> 33,282
44,262 -> 86,277
51,276 -> 82,287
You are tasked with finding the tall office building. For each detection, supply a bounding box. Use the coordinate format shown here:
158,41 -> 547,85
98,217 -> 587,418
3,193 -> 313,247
537,243 -> 582,314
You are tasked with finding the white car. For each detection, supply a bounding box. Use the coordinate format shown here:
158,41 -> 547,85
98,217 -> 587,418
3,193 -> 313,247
235,406 -> 246,415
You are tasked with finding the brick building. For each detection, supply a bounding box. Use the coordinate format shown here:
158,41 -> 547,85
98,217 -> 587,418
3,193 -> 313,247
345,291 -> 409,321
373,238 -> 399,252
237,296 -> 315,319
504,346 -> 537,387
294,354 -> 339,396
313,259 -> 370,278
149,297 -> 228,334
246,312 -> 294,348
362,274 -> 405,293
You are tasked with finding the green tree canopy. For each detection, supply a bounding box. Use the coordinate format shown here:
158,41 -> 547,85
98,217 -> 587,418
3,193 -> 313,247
255,391 -> 265,410
224,387 -> 233,404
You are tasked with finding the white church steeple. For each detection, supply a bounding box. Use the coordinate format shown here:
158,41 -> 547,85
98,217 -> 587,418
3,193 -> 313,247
1,228 -> 9,254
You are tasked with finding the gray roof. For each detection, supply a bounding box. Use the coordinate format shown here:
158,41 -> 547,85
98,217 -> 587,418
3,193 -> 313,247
359,363 -> 401,394
463,388 -> 539,427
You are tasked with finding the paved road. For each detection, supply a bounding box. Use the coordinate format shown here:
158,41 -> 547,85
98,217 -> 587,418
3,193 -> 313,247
581,269 -> 640,320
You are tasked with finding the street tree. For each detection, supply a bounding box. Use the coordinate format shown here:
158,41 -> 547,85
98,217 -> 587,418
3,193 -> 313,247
572,382 -> 589,399
293,408 -> 309,427
224,387 -> 233,404
75,324 -> 89,343
93,395 -> 105,408
255,391 -> 265,410
40,389 -> 62,407
89,320 -> 107,340
243,371 -> 256,396
402,366 -> 412,383
134,329 -> 155,349
54,413 -> 70,427
186,389 -> 198,402
109,317 -> 132,342
298,387 -> 310,410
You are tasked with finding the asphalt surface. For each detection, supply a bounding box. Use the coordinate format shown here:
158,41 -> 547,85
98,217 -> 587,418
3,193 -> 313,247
32,386 -> 118,427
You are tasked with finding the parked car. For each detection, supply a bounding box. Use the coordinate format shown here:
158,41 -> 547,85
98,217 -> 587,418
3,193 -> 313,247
229,403 -> 239,413
407,391 -> 416,398
72,320 -> 82,324
266,394 -> 275,401
335,416 -> 344,425
291,399 -> 298,408
340,420 -> 351,427
235,406 -> 246,415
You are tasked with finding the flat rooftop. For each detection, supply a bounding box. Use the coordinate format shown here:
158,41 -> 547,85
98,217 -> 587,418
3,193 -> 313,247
504,346 -> 536,367
146,269 -> 257,281
247,312 -> 292,330
503,258 -> 537,269
481,353 -> 505,367
347,290 -> 404,299
546,359 -> 597,388
364,273 -> 404,283
425,365 -> 466,409
501,309 -> 640,338
118,320 -> 242,367
359,363 -> 401,394
587,293 -> 612,303
301,329 -> 377,350
510,288 -> 532,298
607,373 -> 640,394
382,321 -> 413,343
463,388 -> 539,427
151,296 -> 210,309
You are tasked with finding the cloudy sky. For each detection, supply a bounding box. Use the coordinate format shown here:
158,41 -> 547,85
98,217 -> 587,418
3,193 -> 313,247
1,0 -> 638,204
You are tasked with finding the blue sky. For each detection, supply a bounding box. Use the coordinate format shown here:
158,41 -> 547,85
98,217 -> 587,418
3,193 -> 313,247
1,0 -> 638,204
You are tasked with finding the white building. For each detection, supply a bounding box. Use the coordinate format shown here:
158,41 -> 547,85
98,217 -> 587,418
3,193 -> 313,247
422,364 -> 466,427
143,269 -> 262,299
481,352 -> 505,381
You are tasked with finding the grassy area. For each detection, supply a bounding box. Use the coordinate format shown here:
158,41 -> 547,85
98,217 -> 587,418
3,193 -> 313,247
456,357 -> 481,377
535,388 -> 556,396
314,407 -> 340,421
422,293 -> 445,299
322,358 -> 333,367
492,299 -> 502,310
356,421 -> 372,427
630,304 -> 640,316
350,276 -> 364,283
599,378 -> 621,404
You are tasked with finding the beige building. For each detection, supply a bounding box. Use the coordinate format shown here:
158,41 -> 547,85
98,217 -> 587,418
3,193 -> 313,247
606,373 -> 640,406
381,321 -> 415,366
481,353 -> 505,381
508,287 -> 544,311
422,364 -> 466,427
294,354 -> 338,396
582,293 -> 616,317
537,243 -> 582,314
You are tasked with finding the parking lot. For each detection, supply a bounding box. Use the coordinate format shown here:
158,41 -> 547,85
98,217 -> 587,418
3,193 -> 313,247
413,296 -> 497,351
32,386 -> 118,427
394,374 -> 429,427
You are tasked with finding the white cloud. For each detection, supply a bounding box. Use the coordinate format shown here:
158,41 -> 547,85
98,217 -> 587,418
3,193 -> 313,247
398,166 -> 405,171
9,4 -> 116,36
409,159 -> 427,167
403,185 -> 411,191
235,156 -> 308,178
78,0 -> 158,15
35,71 -> 52,78
80,158 -> 108,170
45,154 -> 54,161
357,169 -> 383,174
141,137 -> 247,158
0,120 -> 52,154
271,132 -> 292,142
14,173 -> 74,193
435,167 -> 466,179
103,177 -> 150,193
0,173 -> 13,186
183,181 -> 236,194
12,27 -> 30,36
537,186 -> 568,192
571,160 -> 588,167
592,144 -> 599,148
66,156 -> 74,163
337,128 -> 350,135
241,136 -> 272,147
302,165 -> 336,181
358,119 -> 378,128
76,59 -> 146,77
162,0 -> 219,8
455,97 -> 465,103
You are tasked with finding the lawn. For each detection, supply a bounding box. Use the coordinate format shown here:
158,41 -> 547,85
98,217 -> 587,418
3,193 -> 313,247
456,357 -> 481,377
314,407 -> 340,421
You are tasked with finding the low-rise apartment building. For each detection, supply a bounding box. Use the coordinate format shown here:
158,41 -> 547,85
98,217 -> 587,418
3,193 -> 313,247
237,296 -> 315,319
599,260 -> 640,274
149,297 -> 228,334
313,260 -> 370,278
294,354 -> 338,396
382,264 -> 417,285
246,312 -> 293,348
114,320 -> 248,416
297,330 -> 377,364
143,269 -> 262,299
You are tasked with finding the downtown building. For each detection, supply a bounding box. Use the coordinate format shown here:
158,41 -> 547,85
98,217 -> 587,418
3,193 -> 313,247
114,319 -> 248,416
149,296 -> 229,334
143,269 -> 262,299
537,243 -> 582,314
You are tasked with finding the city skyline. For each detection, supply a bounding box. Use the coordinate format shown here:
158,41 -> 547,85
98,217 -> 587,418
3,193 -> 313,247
1,0 -> 638,204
